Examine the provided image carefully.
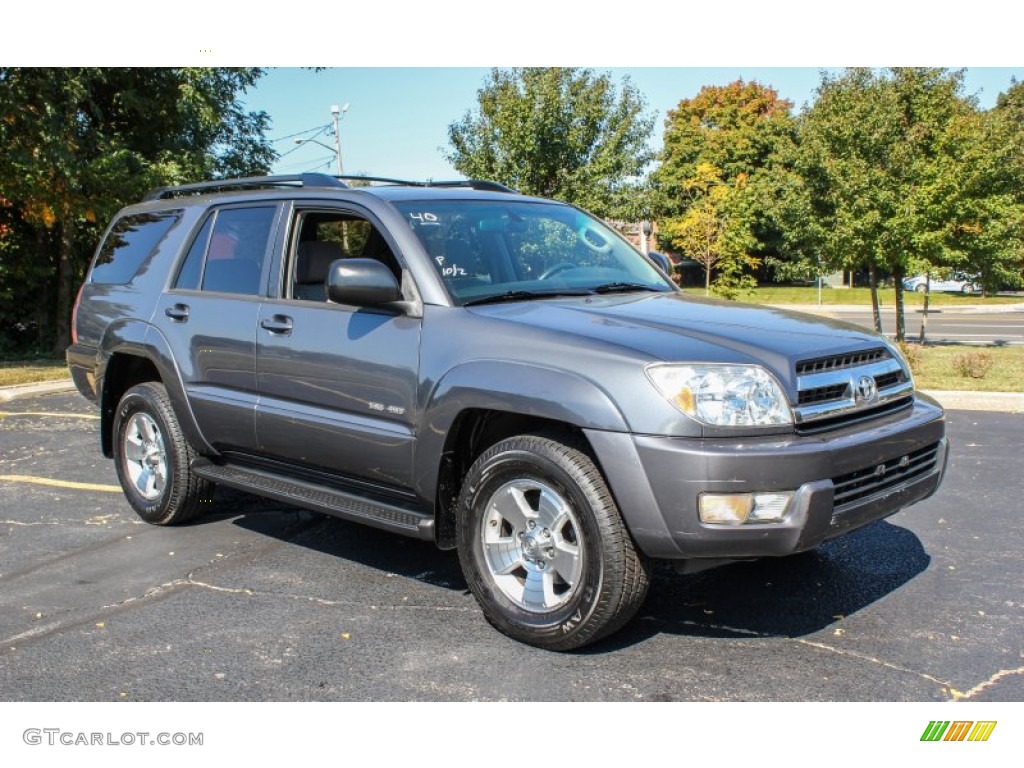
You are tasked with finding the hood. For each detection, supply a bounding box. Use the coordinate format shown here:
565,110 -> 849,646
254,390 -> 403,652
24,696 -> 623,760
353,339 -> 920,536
468,291 -> 889,390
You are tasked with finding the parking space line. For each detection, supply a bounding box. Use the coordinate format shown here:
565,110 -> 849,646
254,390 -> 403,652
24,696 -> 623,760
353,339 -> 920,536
0,411 -> 100,420
0,474 -> 121,493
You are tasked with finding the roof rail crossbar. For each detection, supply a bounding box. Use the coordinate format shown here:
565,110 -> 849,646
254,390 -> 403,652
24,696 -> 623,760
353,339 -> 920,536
332,175 -> 421,186
426,179 -> 519,194
142,173 -> 349,201
323,176 -> 516,191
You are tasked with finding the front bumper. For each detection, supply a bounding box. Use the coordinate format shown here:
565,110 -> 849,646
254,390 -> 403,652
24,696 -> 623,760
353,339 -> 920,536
585,396 -> 947,560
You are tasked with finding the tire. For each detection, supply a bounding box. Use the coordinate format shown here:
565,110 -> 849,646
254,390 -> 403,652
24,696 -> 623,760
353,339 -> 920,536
112,381 -> 213,525
961,284 -> 975,294
914,284 -> 927,293
456,433 -> 650,650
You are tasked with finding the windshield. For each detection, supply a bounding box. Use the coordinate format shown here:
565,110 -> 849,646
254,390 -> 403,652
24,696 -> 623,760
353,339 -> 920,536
394,200 -> 673,305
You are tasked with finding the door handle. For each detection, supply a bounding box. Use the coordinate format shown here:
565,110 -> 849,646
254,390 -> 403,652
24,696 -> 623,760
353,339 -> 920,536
165,303 -> 190,321
260,315 -> 293,334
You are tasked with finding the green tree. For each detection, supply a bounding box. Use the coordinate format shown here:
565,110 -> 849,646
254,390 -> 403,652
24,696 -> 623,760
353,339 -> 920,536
793,68 -> 980,341
0,68 -> 274,353
445,68 -> 655,219
659,162 -> 757,296
968,80 -> 1024,293
653,80 -> 797,294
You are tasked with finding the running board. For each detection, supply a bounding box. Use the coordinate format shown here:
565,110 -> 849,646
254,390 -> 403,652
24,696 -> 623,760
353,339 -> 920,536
191,460 -> 434,540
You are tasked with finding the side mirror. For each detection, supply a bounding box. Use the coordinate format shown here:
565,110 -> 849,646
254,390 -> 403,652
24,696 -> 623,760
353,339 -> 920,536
648,251 -> 672,275
327,258 -> 402,306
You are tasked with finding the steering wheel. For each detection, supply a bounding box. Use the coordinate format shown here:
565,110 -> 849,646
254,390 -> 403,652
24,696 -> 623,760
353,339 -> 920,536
538,262 -> 576,280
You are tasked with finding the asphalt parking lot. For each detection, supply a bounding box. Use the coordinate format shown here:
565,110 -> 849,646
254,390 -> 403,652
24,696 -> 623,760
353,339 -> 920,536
1,391 -> 1021,701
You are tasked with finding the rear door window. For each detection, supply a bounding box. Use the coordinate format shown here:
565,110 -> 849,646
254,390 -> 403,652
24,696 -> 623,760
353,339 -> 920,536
171,206 -> 277,295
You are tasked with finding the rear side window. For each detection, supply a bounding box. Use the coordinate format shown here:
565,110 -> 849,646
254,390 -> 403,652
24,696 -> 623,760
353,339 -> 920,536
91,211 -> 182,284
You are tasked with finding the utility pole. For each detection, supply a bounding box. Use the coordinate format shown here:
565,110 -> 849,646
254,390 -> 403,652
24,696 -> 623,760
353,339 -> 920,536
330,103 -> 348,175
640,220 -> 651,256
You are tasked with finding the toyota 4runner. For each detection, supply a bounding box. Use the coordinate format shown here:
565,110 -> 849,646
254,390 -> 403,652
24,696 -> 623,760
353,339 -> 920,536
67,174 -> 948,649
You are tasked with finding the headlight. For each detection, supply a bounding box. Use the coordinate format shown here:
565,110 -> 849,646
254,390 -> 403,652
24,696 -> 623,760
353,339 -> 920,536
646,364 -> 793,427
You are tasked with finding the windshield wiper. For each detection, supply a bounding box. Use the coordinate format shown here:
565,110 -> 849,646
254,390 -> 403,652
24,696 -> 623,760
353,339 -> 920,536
463,289 -> 592,307
591,282 -> 661,294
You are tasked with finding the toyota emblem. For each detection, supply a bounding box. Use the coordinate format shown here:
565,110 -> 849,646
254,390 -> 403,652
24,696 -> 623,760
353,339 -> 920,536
856,375 -> 877,402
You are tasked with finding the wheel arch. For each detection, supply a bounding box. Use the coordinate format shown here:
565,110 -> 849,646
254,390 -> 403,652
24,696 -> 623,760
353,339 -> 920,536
97,321 -> 212,459
416,361 -> 630,550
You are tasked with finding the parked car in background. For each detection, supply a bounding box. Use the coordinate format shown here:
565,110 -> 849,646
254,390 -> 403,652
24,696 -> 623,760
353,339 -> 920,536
903,273 -> 981,294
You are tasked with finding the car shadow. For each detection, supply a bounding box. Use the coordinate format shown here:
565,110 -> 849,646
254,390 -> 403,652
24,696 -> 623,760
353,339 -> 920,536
587,519 -> 930,653
221,491 -> 468,590
217,490 -> 928,652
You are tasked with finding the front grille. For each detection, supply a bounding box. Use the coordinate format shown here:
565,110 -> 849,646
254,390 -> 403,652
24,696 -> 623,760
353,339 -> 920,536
793,346 -> 913,431
798,383 -> 849,405
795,348 -> 889,376
832,442 -> 941,509
795,397 -> 913,435
875,370 -> 903,390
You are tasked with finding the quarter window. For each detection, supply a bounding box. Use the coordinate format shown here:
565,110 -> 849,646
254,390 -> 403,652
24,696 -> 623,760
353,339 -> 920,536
91,211 -> 182,285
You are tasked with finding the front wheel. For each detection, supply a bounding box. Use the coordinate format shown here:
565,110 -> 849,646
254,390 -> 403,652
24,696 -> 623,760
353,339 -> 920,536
456,433 -> 650,650
113,381 -> 213,525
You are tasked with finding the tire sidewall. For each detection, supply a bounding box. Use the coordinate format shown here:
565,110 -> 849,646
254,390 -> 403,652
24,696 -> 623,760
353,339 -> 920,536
458,444 -> 609,647
113,385 -> 180,524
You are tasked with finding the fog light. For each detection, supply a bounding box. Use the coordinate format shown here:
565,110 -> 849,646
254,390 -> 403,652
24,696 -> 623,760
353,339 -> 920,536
749,493 -> 792,522
699,494 -> 753,525
699,492 -> 793,525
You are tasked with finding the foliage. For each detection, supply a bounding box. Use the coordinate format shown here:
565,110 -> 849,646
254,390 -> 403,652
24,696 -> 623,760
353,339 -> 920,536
885,344 -> 1023,392
0,359 -> 67,386
952,350 -> 994,379
967,79 -> 1024,293
445,68 -> 655,220
897,341 -> 922,375
791,68 -> 989,341
0,68 -> 274,353
658,162 -> 757,296
653,80 -> 797,295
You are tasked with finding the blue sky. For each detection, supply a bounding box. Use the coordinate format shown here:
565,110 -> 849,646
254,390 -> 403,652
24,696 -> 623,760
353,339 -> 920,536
248,67 -> 1024,181
9,1 -> 1022,184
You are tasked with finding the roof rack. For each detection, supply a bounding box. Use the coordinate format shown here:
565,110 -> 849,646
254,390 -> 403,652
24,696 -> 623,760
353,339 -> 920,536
143,173 -> 348,201
425,179 -> 519,193
332,176 -> 519,193
333,175 -> 421,186
142,174 -> 519,202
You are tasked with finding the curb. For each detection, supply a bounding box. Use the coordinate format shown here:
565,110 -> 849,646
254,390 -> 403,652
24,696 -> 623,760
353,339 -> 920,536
920,389 -> 1024,414
0,378 -> 76,402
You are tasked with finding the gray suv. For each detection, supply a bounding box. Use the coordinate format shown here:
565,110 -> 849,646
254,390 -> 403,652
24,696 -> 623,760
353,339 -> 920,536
67,174 -> 948,649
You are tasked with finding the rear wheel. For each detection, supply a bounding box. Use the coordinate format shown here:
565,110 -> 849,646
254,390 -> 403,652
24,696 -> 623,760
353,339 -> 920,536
456,433 -> 650,650
113,381 -> 213,525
